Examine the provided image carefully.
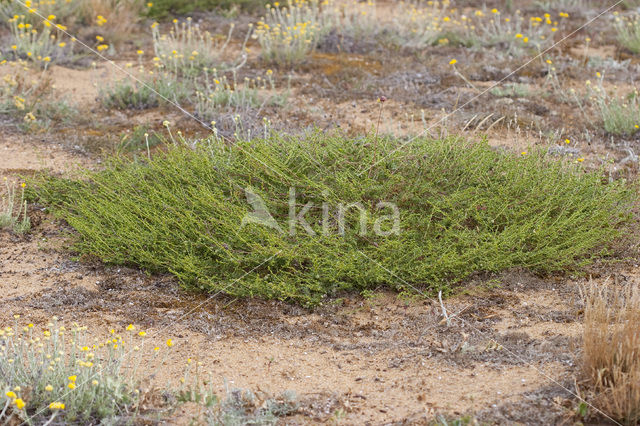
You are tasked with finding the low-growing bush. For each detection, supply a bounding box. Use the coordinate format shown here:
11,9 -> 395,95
145,0 -> 268,19
32,133 -> 635,305
99,72 -> 191,110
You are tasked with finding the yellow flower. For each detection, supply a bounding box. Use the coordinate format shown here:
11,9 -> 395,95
577,158 -> 584,162
24,112 -> 36,122
138,331 -> 147,337
43,56 -> 51,62
154,347 -> 160,351
137,50 -> 144,55
58,42 -> 66,47
126,324 -> 135,331
68,383 -> 76,389
5,391 -> 16,399
546,59 -> 552,64
47,14 -> 56,20
166,338 -> 174,347
449,59 -> 457,65
49,402 -> 65,410
96,35 -> 104,42
162,120 -> 170,127
147,2 -> 153,6
68,375 -> 77,382
521,151 -> 527,155
96,44 -> 109,51
565,139 -> 570,144
11,45 -> 17,50
92,380 -> 99,386
14,399 -> 25,410
515,33 -> 523,38
45,385 -> 53,392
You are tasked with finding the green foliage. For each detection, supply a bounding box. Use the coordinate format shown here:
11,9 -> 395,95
117,125 -> 164,154
99,74 -> 191,110
32,132 -> 636,305
145,0 -> 267,19
489,83 -> 533,98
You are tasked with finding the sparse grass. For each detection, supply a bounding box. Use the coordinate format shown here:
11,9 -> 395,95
589,77 -> 640,136
32,132 -> 635,305
0,180 -> 30,234
152,18 -> 246,76
0,62 -> 76,130
99,71 -> 191,110
195,69 -> 287,125
616,14 -> 640,54
73,0 -> 143,48
117,125 -> 165,154
581,281 -> 640,425
490,83 -> 533,98
178,372 -> 298,425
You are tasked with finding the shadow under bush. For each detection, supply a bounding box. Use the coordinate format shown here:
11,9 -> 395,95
32,132 -> 636,305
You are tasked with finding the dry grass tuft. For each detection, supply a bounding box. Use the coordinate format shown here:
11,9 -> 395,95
76,0 -> 143,47
581,280 -> 640,425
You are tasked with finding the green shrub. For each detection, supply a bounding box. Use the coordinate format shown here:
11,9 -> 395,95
145,0 -> 267,19
99,73 -> 191,110
32,132 -> 636,305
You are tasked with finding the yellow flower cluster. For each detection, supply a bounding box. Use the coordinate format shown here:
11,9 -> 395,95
1,316 -> 176,420
254,0 -> 323,65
